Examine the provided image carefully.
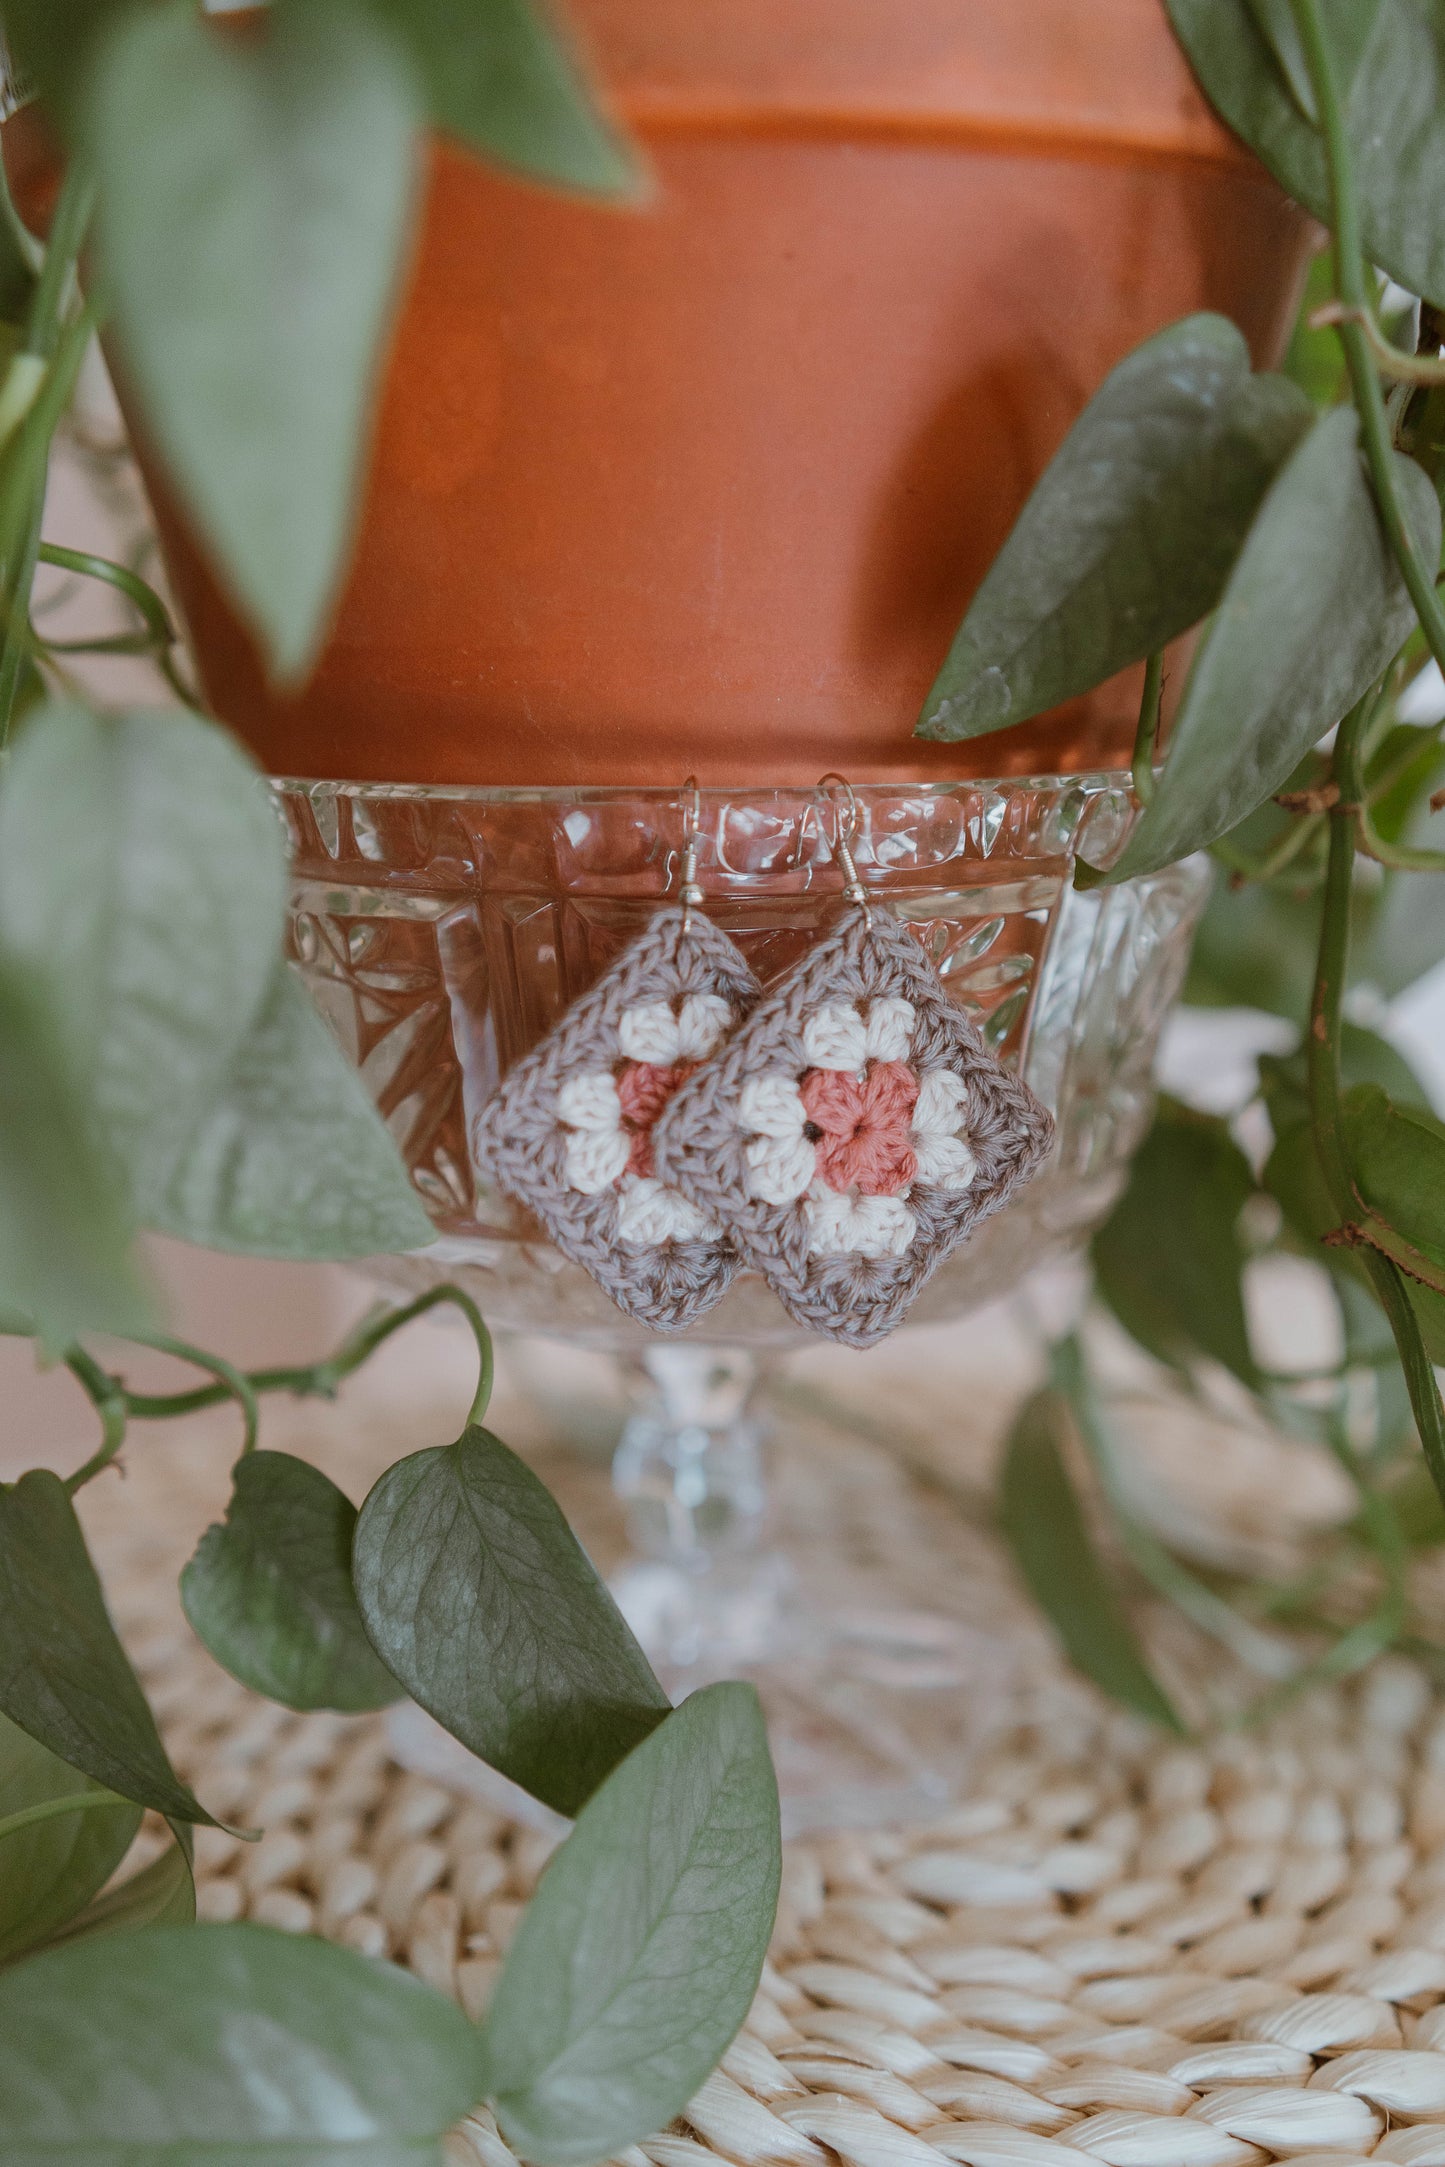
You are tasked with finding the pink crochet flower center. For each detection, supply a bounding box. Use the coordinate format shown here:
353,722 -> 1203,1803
800,1059 -> 919,1197
616,1060 -> 697,1180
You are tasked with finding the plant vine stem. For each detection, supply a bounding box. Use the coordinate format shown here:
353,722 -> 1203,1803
63,1283 -> 496,1490
1288,0 -> 1445,681
1307,753 -> 1361,1214
1235,1588 -> 1405,1726
1231,1408 -> 1408,1726
0,1789 -> 127,1845
1131,652 -> 1164,806
1242,1551 -> 1351,1621
0,165 -> 96,753
1360,1246 -> 1445,1502
132,1335 -> 260,1455
1310,705 -> 1445,1506
22,167 -> 93,366
62,1348 -> 129,1495
1354,821 -> 1445,873
316,1285 -> 495,1427
1366,714 -> 1445,802
1323,1406 -> 1408,1634
1212,809 -> 1323,885
0,298 -> 99,750
1351,676 -> 1445,863
33,541 -> 202,708
37,542 -> 176,636
0,487 -> 42,740
1057,1334 -> 1295,1679
1309,300 -> 1445,386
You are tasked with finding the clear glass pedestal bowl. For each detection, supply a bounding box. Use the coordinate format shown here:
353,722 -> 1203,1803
278,775 -> 1208,1830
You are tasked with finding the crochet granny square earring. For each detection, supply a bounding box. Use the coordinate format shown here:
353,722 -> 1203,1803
652,776 -> 1055,1348
473,783 -> 760,1332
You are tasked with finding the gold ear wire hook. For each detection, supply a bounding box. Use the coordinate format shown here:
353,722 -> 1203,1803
817,771 -> 872,930
679,775 -> 703,938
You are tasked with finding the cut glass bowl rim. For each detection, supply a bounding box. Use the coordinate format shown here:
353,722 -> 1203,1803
273,770 -> 1134,805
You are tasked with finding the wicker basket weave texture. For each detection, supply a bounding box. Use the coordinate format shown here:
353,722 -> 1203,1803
77,1366 -> 1445,2167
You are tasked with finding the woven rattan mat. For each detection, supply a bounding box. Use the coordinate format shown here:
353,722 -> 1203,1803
73,1353 -> 1445,2167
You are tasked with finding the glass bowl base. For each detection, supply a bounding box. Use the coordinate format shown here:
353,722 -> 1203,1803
386,1569 -> 1014,1840
615,1556 -> 1015,1838
383,1332 -> 1026,1836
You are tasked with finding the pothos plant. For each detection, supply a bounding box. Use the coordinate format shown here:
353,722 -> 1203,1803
1,0 -> 1444,2151
914,0 -> 1445,1731
0,2 -> 780,2162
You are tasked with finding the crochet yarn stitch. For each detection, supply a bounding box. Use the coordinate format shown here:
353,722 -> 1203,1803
473,909 -> 760,1333
652,909 -> 1054,1347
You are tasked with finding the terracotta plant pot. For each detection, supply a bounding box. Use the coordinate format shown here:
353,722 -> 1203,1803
13,0 -> 1310,786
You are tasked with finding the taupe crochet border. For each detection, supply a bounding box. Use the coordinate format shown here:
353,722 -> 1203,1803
652,910 -> 1054,1348
471,908 -> 760,1335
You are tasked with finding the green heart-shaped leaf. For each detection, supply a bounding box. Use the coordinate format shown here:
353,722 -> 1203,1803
1259,1025 -> 1435,1133
354,1426 -> 669,1816
1266,1107 -> 1445,1368
1169,0 -> 1445,310
1341,1084 -> 1445,1275
1184,869 -> 1326,1021
83,0 -> 420,678
182,1452 -> 402,1713
0,955 -> 149,1350
1085,410 -> 1438,884
10,0 -> 635,199
1264,1117 -> 1338,1251
0,1921 -> 485,2159
999,1389 -> 1182,1731
51,1821 -> 196,1947
363,0 -> 637,194
0,704 -> 287,1207
0,1471 -> 214,1827
915,314 -> 1311,742
1093,1098 -> 1260,1389
1409,1284 -> 1445,1364
148,958 -> 434,1259
1360,728 -> 1445,998
481,1682 -> 781,2165
0,1711 -> 139,1967
1242,0 -> 1384,120
0,0 -> 129,131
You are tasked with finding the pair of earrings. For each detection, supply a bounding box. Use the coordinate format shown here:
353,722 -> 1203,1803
475,780 -> 1054,1348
